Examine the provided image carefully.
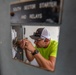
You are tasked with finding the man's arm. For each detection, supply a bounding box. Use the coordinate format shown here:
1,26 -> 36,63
25,49 -> 34,62
33,52 -> 56,71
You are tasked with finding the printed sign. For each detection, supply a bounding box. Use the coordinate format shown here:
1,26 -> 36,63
10,0 -> 63,24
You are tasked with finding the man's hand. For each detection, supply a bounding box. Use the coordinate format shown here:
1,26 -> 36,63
19,39 -> 35,53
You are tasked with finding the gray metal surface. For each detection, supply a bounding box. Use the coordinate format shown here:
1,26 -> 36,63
0,0 -> 76,75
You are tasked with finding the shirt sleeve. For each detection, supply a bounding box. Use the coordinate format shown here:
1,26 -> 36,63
50,41 -> 58,57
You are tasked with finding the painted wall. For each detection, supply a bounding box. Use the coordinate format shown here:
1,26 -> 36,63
0,0 -> 76,75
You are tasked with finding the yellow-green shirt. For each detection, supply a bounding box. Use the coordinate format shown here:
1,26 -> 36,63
35,40 -> 58,59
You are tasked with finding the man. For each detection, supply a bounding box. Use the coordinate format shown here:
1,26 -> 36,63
20,28 -> 58,71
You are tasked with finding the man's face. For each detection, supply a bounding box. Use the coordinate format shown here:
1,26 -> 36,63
34,38 -> 45,48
